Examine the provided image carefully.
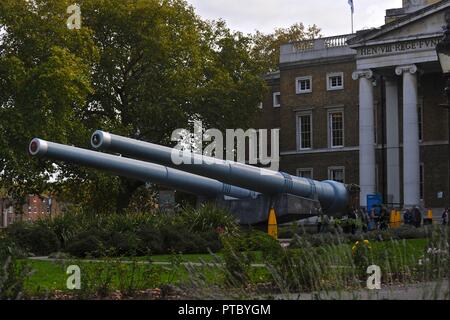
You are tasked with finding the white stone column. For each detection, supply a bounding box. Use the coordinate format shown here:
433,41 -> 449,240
385,78 -> 401,205
353,69 -> 376,207
395,64 -> 420,208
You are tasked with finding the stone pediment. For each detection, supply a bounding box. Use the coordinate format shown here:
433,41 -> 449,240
349,0 -> 449,46
348,0 -> 450,69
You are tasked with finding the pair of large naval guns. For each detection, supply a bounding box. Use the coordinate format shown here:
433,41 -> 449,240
29,132 -> 359,225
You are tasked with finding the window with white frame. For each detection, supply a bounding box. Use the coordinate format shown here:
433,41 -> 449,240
297,168 -> 313,179
273,92 -> 281,108
296,76 -> 312,94
297,112 -> 312,150
328,110 -> 344,148
328,167 -> 345,183
327,72 -> 344,91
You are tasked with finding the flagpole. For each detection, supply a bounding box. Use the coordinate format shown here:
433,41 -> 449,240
349,0 -> 354,34
351,10 -> 354,34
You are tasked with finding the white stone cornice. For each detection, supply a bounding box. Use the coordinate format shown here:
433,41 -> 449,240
395,64 -> 418,76
352,69 -> 373,80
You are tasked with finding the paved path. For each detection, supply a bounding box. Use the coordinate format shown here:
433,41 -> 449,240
275,281 -> 450,300
28,256 -> 266,268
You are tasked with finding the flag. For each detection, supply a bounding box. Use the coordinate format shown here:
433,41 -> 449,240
348,0 -> 354,14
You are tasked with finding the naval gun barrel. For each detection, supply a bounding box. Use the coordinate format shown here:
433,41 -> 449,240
28,138 -> 259,200
91,131 -> 350,214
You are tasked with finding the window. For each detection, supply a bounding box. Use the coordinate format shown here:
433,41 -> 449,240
297,168 -> 313,179
328,110 -> 344,148
296,76 -> 312,94
297,112 -> 313,150
420,163 -> 424,201
273,92 -> 281,108
327,72 -> 344,91
328,167 -> 345,183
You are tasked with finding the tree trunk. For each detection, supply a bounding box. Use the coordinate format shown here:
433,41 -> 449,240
116,177 -> 144,213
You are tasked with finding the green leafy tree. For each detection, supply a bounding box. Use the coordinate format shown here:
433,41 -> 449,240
0,0 -> 99,210
0,0 -> 266,212
252,23 -> 322,72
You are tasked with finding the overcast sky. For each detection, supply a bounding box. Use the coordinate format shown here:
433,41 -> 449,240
187,0 -> 402,36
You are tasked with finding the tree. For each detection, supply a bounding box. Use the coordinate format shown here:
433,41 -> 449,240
0,0 -> 266,212
0,0 -> 100,209
252,23 -> 322,72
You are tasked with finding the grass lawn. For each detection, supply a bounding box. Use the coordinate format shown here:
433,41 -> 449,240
19,238 -> 430,297
22,259 -> 227,297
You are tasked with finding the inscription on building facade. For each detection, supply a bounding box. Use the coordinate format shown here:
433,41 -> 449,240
358,38 -> 440,57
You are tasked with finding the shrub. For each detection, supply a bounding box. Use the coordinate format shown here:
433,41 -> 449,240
393,225 -> 428,240
240,230 -> 283,263
351,240 -> 374,276
159,225 -> 222,254
220,234 -> 254,287
5,206 -> 235,257
180,205 -> 239,233
65,232 -> 104,258
104,232 -> 139,256
136,226 -> 164,255
7,223 -> 60,256
0,238 -> 32,299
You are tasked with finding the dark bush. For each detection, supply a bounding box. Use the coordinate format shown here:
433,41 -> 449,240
136,226 -> 164,255
5,205 -> 236,257
159,224 -> 221,254
7,223 -> 60,256
392,225 -> 428,239
65,232 -> 104,258
104,231 -> 139,256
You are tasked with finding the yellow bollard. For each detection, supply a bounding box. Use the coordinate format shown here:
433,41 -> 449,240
425,209 -> 433,225
390,210 -> 402,228
268,208 -> 278,240
390,210 -> 396,228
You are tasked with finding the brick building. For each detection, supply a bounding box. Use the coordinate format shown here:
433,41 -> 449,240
0,195 -> 63,228
258,0 -> 450,209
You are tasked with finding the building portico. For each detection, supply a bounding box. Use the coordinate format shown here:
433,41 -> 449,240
257,0 -> 450,211
348,1 -> 450,208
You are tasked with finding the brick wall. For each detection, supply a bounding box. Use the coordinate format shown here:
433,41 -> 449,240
256,60 -> 449,209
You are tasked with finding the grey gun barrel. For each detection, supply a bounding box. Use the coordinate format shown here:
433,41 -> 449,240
91,131 -> 350,214
28,138 -> 259,200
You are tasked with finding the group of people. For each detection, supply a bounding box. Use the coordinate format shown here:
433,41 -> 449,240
363,207 -> 390,231
316,206 -> 449,234
402,206 -> 424,228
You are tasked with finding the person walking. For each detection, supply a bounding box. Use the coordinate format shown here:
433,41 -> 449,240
403,209 -> 412,225
412,206 -> 422,228
442,208 -> 449,226
380,207 -> 389,230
